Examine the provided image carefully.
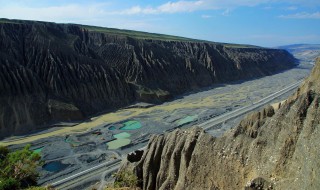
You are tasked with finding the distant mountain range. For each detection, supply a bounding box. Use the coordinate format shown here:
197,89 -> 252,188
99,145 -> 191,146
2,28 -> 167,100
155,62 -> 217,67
278,44 -> 320,64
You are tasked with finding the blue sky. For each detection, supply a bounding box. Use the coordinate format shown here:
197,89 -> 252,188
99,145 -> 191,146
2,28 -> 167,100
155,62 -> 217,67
0,0 -> 319,47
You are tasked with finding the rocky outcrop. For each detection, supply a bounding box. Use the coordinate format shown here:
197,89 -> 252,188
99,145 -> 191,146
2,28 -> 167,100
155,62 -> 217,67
0,19 -> 296,138
233,105 -> 275,138
119,58 -> 320,190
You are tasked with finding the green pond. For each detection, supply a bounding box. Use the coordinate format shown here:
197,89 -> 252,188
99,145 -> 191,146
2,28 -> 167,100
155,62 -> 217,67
113,132 -> 131,139
65,137 -> 80,146
108,126 -> 116,130
107,139 -> 131,150
33,147 -> 43,154
177,115 -> 198,126
107,132 -> 132,149
120,120 -> 142,130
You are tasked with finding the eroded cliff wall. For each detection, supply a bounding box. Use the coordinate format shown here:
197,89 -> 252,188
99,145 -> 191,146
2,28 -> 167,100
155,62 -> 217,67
0,19 -> 296,138
120,58 -> 320,190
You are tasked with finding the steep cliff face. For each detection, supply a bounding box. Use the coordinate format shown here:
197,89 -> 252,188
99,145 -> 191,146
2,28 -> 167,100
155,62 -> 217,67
0,19 -> 295,138
120,58 -> 320,190
0,21 -> 135,137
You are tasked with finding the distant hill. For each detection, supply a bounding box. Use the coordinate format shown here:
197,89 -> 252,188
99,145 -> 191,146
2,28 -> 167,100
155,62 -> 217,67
278,44 -> 320,64
0,18 -> 295,138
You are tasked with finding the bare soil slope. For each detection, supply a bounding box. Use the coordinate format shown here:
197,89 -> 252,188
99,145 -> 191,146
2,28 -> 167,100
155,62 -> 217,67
0,19 -> 295,138
120,58 -> 320,190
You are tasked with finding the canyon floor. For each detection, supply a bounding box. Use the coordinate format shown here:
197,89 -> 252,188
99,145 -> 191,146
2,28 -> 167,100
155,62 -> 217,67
0,62 -> 314,189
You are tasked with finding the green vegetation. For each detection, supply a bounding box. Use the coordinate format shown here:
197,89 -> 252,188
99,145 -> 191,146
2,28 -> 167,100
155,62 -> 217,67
0,19 -> 20,24
105,170 -> 139,190
114,170 -> 138,188
82,25 -> 201,42
83,25 -> 261,48
26,186 -> 54,190
222,43 -> 261,49
0,145 -> 43,190
0,18 -> 258,48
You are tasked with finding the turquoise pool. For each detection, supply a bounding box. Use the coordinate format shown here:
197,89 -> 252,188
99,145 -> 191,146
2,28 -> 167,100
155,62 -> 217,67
120,120 -> 142,130
177,115 -> 198,126
33,147 -> 43,154
108,126 -> 116,130
113,132 -> 131,139
107,132 -> 132,149
65,137 -> 80,146
107,139 -> 131,150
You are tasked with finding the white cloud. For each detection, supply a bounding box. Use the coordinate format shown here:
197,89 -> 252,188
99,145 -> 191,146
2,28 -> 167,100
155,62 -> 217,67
117,6 -> 143,15
111,0 -> 271,15
110,0 -> 320,15
222,9 -> 231,16
112,6 -> 158,15
109,0 -> 277,15
279,12 -> 320,19
0,4 -> 108,22
0,3 -> 168,33
113,1 -> 210,15
0,0 -> 319,23
201,14 -> 212,18
158,1 -> 206,13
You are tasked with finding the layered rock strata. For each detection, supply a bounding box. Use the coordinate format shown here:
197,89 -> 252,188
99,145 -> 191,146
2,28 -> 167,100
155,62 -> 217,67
120,58 -> 320,190
0,19 -> 295,138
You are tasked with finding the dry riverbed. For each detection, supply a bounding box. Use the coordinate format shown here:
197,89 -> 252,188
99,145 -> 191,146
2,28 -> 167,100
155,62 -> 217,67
0,63 -> 313,189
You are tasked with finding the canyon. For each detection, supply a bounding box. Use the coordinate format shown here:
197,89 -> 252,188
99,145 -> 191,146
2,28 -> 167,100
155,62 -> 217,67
0,19 -> 296,138
2,19 -> 319,190
119,58 -> 320,190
